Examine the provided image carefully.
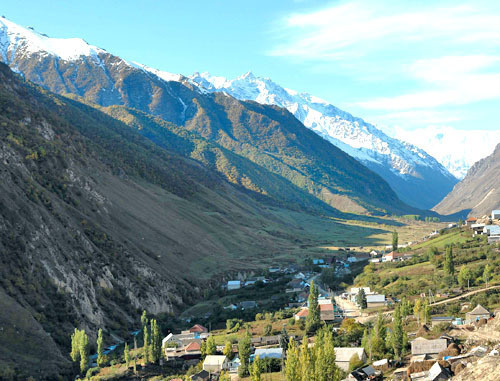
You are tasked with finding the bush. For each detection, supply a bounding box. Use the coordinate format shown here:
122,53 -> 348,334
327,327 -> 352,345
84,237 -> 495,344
86,367 -> 100,379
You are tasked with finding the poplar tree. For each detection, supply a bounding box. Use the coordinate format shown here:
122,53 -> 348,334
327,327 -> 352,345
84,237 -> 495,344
391,305 -> 403,360
306,280 -> 321,334
238,332 -> 252,378
79,330 -> 89,373
251,355 -> 262,381
223,341 -> 233,360
356,288 -> 367,309
141,310 -> 148,328
143,325 -> 150,364
299,336 -> 314,381
206,335 -> 217,356
484,264 -> 492,287
285,338 -> 300,381
124,342 -> 130,368
414,299 -> 422,325
97,328 -> 105,367
280,325 -> 290,353
444,246 -> 455,276
392,231 -> 398,252
150,319 -> 162,363
70,328 -> 81,362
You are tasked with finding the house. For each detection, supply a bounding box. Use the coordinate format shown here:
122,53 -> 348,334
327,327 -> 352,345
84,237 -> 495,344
484,225 -> 500,236
393,368 -> 408,381
347,365 -> 380,380
366,294 -> 386,308
334,347 -> 366,371
492,210 -> 500,220
382,251 -> 410,262
465,217 -> 477,226
184,341 -> 201,353
162,333 -> 174,348
239,301 -> 257,310
320,303 -> 335,322
372,358 -> 389,371
430,316 -> 454,327
251,336 -> 280,347
227,280 -> 241,290
188,324 -> 208,334
465,304 -> 490,322
228,357 -> 241,372
471,223 -> 485,235
410,337 -> 448,358
254,348 -> 284,360
370,250 -> 379,257
295,307 -> 309,320
203,355 -> 228,373
190,370 -> 210,381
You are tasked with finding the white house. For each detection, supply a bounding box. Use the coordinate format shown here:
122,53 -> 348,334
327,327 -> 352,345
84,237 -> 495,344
203,355 -> 228,373
492,210 -> 500,220
334,348 -> 366,371
227,280 -> 241,290
366,294 -> 386,308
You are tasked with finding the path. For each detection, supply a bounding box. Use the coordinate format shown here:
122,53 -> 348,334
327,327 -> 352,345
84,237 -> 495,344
429,285 -> 500,307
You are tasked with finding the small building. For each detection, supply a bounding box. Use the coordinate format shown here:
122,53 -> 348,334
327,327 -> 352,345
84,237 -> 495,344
295,307 -> 309,320
370,250 -> 379,257
188,324 -> 208,334
410,337 -> 447,358
484,225 -> 500,236
471,223 -> 486,234
334,347 -> 366,371
227,280 -> 241,290
427,361 -> 452,381
465,217 -> 477,226
320,303 -> 335,322
366,294 -> 386,308
492,210 -> 500,220
393,368 -> 408,381
203,355 -> 228,373
347,365 -> 379,380
254,348 -> 284,360
465,304 -> 490,322
228,357 -> 241,372
239,300 -> 257,310
430,316 -> 454,327
372,358 -> 389,371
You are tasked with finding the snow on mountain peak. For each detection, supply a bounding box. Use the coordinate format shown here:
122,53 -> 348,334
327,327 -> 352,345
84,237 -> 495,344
188,71 -> 455,181
0,17 -> 106,62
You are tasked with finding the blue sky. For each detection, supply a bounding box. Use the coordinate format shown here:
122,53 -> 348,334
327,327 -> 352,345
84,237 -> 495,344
2,0 -> 500,138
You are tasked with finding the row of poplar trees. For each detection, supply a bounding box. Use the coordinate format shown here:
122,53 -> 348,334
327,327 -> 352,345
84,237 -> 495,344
70,310 -> 162,375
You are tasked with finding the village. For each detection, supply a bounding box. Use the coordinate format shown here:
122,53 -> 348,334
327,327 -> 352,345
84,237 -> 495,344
78,210 -> 500,381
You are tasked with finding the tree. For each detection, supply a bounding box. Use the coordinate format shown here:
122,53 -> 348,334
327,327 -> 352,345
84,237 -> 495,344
124,342 -> 130,368
422,300 -> 431,325
251,355 -> 262,381
483,264 -> 493,287
79,330 -> 89,373
356,288 -> 367,309
263,323 -> 272,337
299,336 -> 314,381
458,266 -> 473,289
392,231 -> 399,252
444,246 -> 455,276
349,353 -> 364,372
280,325 -> 289,353
70,328 -> 82,362
414,299 -> 422,325
97,328 -> 105,367
361,329 -> 372,360
150,319 -> 162,363
285,338 -> 300,381
223,341 -> 233,360
206,335 -> 217,356
372,313 -> 386,358
391,305 -> 404,360
306,280 -> 321,334
141,310 -> 148,328
143,325 -> 150,365
200,340 -> 207,358
238,332 -> 252,378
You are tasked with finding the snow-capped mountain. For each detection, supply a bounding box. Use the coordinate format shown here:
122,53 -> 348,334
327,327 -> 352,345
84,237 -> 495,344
187,71 -> 458,209
392,126 -> 500,179
0,16 -> 456,210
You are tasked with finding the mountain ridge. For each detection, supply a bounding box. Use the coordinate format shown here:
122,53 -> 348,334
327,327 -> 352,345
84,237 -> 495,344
186,71 -> 458,209
0,16 -> 427,216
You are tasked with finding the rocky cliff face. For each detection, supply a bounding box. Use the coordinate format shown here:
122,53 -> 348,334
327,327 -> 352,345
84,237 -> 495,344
433,143 -> 500,217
